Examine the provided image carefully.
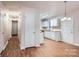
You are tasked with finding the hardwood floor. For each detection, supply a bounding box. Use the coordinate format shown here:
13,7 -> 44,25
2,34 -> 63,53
1,36 -> 79,57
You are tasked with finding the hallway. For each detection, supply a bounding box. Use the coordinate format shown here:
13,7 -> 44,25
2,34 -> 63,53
1,36 -> 79,57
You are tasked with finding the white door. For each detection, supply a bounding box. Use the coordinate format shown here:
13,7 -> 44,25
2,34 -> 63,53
12,21 -> 18,36
24,11 -> 35,48
21,10 -> 41,49
61,19 -> 73,43
28,12 -> 35,47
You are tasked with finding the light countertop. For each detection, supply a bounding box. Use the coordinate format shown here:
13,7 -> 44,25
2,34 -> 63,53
40,29 -> 61,32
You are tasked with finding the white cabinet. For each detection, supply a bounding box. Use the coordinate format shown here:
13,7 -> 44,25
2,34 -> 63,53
42,20 -> 49,28
40,32 -> 44,44
54,32 -> 61,41
19,8 -> 42,49
44,31 -> 55,40
44,31 -> 61,41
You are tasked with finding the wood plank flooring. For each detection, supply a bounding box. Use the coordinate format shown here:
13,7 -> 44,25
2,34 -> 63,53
1,36 -> 79,57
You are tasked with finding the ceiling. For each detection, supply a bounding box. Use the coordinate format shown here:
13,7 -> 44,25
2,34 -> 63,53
2,1 -> 79,18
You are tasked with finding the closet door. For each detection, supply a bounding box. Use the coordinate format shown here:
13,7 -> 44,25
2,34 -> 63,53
61,19 -> 73,43
24,11 -> 35,48
34,12 -> 41,45
28,12 -> 35,47
20,10 -> 41,49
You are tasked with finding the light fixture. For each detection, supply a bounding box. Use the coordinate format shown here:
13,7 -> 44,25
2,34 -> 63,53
61,1 -> 72,21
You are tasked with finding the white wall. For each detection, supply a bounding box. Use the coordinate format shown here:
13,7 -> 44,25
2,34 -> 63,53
0,10 -> 4,53
0,2 -> 13,53
0,5 -> 9,53
70,10 -> 79,45
60,9 -> 79,46
0,2 -> 7,53
3,11 -> 12,41
61,19 -> 73,44
18,14 -> 22,41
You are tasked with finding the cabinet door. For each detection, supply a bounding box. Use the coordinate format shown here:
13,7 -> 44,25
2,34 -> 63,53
40,32 -> 44,44
49,31 -> 55,40
44,31 -> 49,38
61,19 -> 73,43
54,32 -> 61,41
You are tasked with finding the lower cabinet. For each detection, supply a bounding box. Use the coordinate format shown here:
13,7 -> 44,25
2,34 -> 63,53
40,32 -> 44,44
54,32 -> 61,41
44,31 -> 61,41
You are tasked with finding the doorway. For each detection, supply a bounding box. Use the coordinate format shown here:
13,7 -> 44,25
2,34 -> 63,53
12,20 -> 18,36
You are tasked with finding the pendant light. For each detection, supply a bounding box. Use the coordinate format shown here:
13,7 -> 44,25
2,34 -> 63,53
61,1 -> 71,21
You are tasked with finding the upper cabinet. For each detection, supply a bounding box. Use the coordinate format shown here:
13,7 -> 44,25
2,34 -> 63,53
41,19 -> 49,30
50,18 -> 60,28
41,18 -> 61,30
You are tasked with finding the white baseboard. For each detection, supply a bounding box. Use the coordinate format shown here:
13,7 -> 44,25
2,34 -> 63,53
3,41 -> 8,50
62,40 -> 79,47
72,43 -> 79,47
35,44 -> 40,47
20,44 -> 41,50
20,45 -> 25,50
0,41 -> 8,54
20,47 -> 25,50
